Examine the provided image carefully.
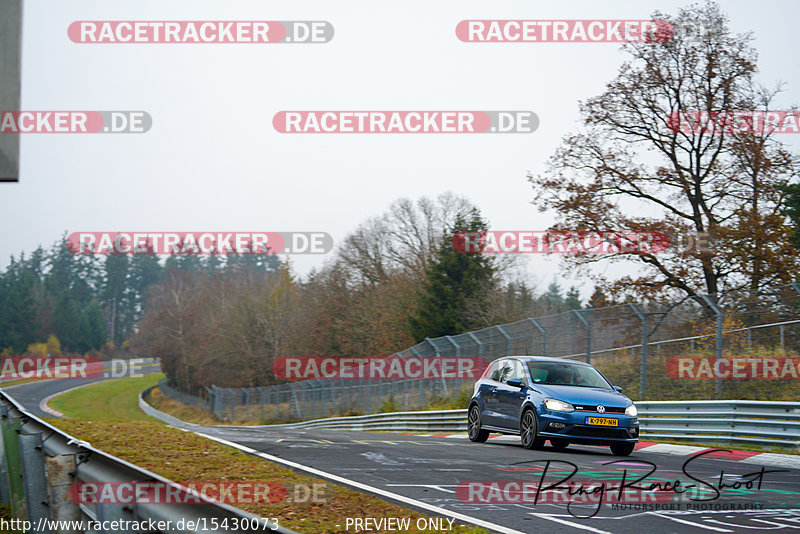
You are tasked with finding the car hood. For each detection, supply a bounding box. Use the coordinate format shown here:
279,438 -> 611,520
531,384 -> 632,406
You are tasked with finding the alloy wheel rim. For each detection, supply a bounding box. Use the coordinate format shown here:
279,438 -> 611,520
469,407 -> 479,438
522,412 -> 534,446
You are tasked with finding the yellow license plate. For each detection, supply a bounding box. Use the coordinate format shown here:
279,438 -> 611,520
585,417 -> 618,426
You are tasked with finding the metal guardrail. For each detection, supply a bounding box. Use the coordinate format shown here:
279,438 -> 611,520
0,390 -> 298,533
637,400 -> 800,448
248,401 -> 800,450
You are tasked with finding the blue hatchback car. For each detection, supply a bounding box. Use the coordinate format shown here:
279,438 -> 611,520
467,356 -> 639,455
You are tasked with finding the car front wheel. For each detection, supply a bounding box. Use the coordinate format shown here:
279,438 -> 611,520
468,405 -> 490,442
610,442 -> 635,456
520,409 -> 545,450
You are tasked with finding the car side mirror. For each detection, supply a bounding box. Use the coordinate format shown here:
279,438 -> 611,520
507,379 -> 524,388
613,386 -> 623,392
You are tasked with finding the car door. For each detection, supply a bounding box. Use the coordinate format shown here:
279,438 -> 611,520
494,359 -> 528,431
478,359 -> 507,427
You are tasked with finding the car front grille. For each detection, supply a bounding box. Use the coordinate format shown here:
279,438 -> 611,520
572,405 -> 626,414
568,426 -> 631,439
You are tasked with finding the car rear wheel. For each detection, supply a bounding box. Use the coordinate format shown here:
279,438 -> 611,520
550,438 -> 569,450
468,405 -> 489,442
520,409 -> 545,450
610,442 -> 635,456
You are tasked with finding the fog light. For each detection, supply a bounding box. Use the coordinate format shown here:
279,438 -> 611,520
630,427 -> 639,437
548,422 -> 566,431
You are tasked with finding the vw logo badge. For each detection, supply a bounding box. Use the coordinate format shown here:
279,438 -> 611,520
597,405 -> 606,413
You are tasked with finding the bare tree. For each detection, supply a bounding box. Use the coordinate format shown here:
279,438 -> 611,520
529,2 -> 799,301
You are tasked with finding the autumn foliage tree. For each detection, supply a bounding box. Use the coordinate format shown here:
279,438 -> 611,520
528,2 -> 799,302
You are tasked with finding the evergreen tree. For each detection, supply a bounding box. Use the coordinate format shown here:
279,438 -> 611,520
408,209 -> 496,340
0,256 -> 39,352
84,299 -> 108,350
102,254 -> 129,346
126,253 -> 164,338
541,280 -> 564,313
564,286 -> 582,311
51,292 -> 87,352
780,182 -> 800,249
587,286 -> 610,309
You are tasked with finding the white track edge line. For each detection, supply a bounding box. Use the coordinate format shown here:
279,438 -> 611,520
192,430 -> 526,534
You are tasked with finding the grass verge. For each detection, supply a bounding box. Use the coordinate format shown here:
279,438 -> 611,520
146,387 -> 221,425
46,378 -> 488,533
47,374 -> 163,421
0,504 -> 23,534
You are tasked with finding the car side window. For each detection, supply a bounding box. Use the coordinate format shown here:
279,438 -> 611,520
490,360 -> 508,382
506,360 -> 526,384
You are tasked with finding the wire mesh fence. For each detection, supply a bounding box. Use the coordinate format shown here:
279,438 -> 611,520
156,283 -> 800,423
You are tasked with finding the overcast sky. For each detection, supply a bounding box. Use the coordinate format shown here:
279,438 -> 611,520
3,0 -> 799,297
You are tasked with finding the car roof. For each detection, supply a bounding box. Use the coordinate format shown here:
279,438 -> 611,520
489,356 -> 593,366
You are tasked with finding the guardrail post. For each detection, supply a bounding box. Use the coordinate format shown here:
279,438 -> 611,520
0,405 -> 9,506
573,310 -> 592,363
495,325 -> 512,356
18,432 -> 49,525
699,294 -> 723,399
629,303 -> 649,399
528,318 -> 547,356
1,410 -> 25,517
780,324 -> 785,353
45,455 -> 81,529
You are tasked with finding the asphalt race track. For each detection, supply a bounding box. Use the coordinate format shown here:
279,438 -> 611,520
0,362 -> 161,418
5,376 -> 800,534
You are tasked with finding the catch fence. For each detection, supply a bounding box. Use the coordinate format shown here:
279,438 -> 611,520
158,284 -> 800,422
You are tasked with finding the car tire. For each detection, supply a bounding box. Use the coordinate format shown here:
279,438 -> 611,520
610,442 -> 635,456
550,438 -> 569,450
468,405 -> 490,443
520,409 -> 545,450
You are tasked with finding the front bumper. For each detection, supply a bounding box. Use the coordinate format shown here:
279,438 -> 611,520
538,411 -> 639,444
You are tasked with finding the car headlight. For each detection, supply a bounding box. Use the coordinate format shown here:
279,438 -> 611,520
625,404 -> 638,417
545,398 -> 574,412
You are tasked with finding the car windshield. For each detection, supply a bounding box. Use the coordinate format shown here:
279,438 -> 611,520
526,361 -> 613,389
